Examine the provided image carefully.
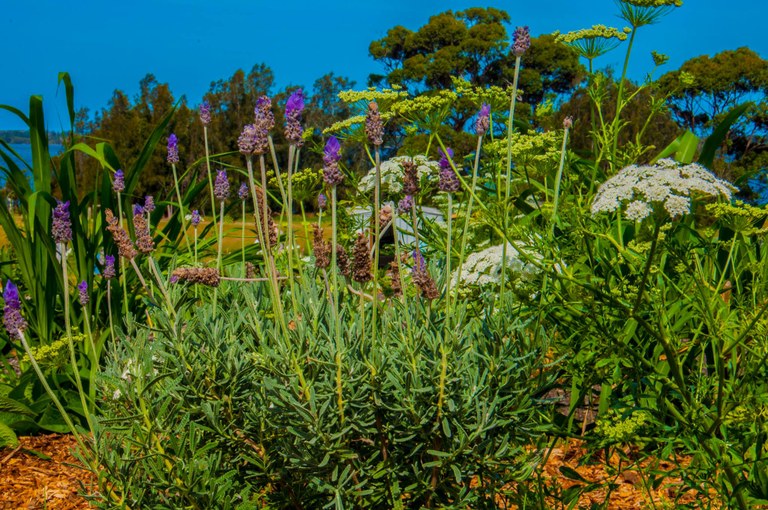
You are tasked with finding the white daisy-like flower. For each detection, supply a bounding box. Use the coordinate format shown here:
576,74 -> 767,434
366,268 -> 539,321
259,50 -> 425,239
592,159 -> 736,221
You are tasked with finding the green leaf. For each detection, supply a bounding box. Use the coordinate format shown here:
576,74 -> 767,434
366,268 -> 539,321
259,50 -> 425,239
559,465 -> 589,482
652,130 -> 699,164
0,396 -> 37,417
0,421 -> 19,448
698,102 -> 751,167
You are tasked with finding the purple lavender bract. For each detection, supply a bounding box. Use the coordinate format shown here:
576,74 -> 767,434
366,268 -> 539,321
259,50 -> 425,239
77,280 -> 89,306
317,193 -> 327,210
167,134 -> 179,164
238,182 -> 249,201
200,101 -> 211,125
512,26 -> 531,57
52,200 -> 72,244
238,124 -> 258,154
3,280 -> 27,339
476,103 -> 491,136
284,89 -> 305,146
191,210 -> 201,227
365,101 -> 384,146
323,136 -> 343,186
113,169 -> 125,193
255,96 -> 275,131
214,169 -> 230,201
399,194 -> 414,213
103,255 -> 116,280
438,148 -> 460,193
133,203 -> 144,216
144,195 -> 155,213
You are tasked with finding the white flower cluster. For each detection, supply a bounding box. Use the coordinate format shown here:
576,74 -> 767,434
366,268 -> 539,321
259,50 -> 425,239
591,159 -> 736,221
452,243 -> 541,288
358,155 -> 440,195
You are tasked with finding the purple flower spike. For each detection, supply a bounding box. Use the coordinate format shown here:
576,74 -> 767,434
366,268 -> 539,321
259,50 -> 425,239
113,169 -> 125,193
167,134 -> 180,164
77,280 -> 89,306
214,169 -> 230,201
238,124 -> 267,154
3,280 -> 27,339
144,195 -> 155,213
317,193 -> 327,210
52,200 -> 72,245
103,255 -> 116,280
191,210 -> 201,227
476,103 -> 491,136
365,101 -> 384,146
399,194 -> 414,213
512,26 -> 531,57
284,89 -> 305,146
323,136 -> 343,187
255,96 -> 275,131
438,148 -> 460,193
200,101 -> 211,125
133,203 -> 144,216
238,182 -> 249,201
412,250 -> 426,273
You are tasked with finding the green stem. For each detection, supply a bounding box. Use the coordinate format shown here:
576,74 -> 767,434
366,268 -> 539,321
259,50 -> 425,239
609,28 -> 637,173
455,135 -> 484,293
203,126 -> 217,236
241,201 -> 246,276
549,125 -> 571,239
117,195 -> 128,316
501,55 -> 522,304
372,146 -> 381,345
171,163 -> 192,252
214,200 -> 225,316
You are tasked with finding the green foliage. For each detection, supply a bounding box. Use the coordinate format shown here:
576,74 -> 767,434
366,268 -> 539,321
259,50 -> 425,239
93,277 -> 554,508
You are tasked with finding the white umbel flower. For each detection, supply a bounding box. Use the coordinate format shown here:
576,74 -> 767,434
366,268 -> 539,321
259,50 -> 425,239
358,155 -> 440,195
591,159 -> 736,221
452,243 -> 541,288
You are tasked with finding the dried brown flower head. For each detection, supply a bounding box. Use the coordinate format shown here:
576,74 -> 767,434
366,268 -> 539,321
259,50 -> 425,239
105,209 -> 137,260
351,232 -> 372,284
170,267 -> 221,287
313,225 -> 331,269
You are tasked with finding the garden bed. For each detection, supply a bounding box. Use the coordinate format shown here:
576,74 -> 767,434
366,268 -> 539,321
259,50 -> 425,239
0,435 -> 724,509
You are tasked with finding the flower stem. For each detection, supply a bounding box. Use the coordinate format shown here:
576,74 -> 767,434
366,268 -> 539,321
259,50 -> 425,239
549,124 -> 571,239
171,163 -> 192,253
501,55 -> 522,305
372,146 -> 381,345
117,195 -> 128,316
203,126 -> 217,235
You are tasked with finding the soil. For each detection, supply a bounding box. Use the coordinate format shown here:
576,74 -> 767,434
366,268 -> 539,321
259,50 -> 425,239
0,434 -> 727,509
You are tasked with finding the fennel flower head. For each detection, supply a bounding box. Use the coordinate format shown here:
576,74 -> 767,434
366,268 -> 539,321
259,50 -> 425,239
591,159 -> 736,222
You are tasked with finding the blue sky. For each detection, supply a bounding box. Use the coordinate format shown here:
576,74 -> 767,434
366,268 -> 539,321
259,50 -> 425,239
0,0 -> 765,131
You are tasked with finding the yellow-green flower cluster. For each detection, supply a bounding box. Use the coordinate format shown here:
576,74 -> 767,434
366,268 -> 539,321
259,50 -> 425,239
554,25 -> 630,44
706,201 -> 768,234
389,91 -> 457,122
595,409 -> 650,443
23,334 -> 85,368
323,113 -> 395,135
451,77 -> 519,111
337,87 -> 408,104
485,131 -> 562,174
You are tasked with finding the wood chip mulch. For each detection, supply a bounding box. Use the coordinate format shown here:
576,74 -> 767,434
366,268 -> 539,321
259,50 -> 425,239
0,434 -> 95,509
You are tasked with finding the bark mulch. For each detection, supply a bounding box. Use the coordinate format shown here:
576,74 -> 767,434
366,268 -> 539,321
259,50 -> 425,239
0,434 -> 733,509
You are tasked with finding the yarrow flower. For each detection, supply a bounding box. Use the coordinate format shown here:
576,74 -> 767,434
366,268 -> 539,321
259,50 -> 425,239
238,182 -> 249,201
52,200 -> 72,245
199,101 -> 211,125
323,136 -> 344,186
103,255 -> 116,280
365,101 -> 384,146
167,134 -> 179,164
3,280 -> 27,339
512,26 -> 531,57
214,169 -> 230,201
77,281 -> 89,306
113,169 -> 125,193
284,89 -> 305,146
438,148 -> 460,193
476,103 -> 491,136
591,159 -> 736,221
191,210 -> 202,227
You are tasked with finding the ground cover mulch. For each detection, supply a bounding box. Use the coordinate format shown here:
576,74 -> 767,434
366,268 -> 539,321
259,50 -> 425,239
0,434 -> 730,509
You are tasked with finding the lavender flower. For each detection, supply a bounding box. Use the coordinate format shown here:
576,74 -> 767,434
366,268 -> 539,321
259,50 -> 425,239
133,213 -> 154,254
238,124 -> 258,154
200,101 -> 211,125
411,250 -> 439,300
106,209 -> 137,260
191,210 -> 201,227
438,148 -> 460,193
113,169 -> 125,193
399,194 -> 414,213
476,103 -> 491,136
77,280 -> 89,306
103,255 -> 116,280
167,134 -> 179,164
323,136 -> 344,186
317,193 -> 327,210
402,158 -> 420,196
52,200 -> 72,245
512,26 -> 531,57
3,280 -> 27,339
214,169 -> 230,201
238,182 -> 249,200
144,195 -> 155,213
563,116 -> 573,129
133,203 -> 144,216
284,89 -> 305,146
365,101 -> 384,146
255,96 -> 275,130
